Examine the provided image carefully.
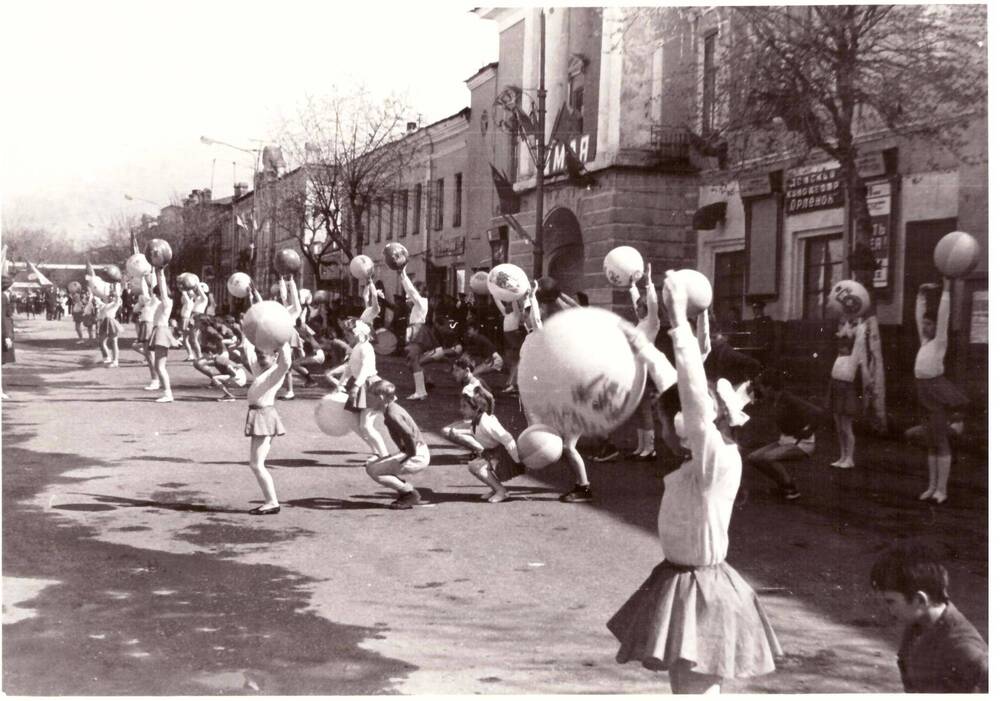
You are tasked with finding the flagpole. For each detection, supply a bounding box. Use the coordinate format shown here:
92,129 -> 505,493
533,8 -> 547,280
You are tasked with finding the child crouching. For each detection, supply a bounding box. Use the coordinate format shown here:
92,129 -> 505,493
365,379 -> 431,509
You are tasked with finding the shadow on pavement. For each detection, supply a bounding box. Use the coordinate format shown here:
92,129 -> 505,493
2,426 -> 417,694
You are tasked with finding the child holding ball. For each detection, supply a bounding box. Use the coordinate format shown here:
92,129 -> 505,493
365,379 -> 430,509
828,321 -> 869,469
244,340 -> 293,515
609,270 -> 780,694
913,279 -> 967,504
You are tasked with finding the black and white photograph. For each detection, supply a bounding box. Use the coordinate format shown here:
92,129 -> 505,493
0,2 -> 989,694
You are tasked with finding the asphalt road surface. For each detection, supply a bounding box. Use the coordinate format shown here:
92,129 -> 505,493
2,319 -> 988,694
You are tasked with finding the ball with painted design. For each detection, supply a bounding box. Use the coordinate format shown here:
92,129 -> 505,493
603,246 -> 644,287
826,279 -> 871,318
487,263 -> 530,302
517,307 -> 646,437
144,239 -> 173,268
273,248 -> 302,275
383,243 -> 409,272
227,272 -> 252,298
349,254 -> 375,280
934,231 -> 981,279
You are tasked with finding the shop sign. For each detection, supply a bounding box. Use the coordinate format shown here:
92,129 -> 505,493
857,151 -> 887,178
785,164 -> 843,214
544,134 -> 593,176
434,236 -> 465,258
969,290 -> 987,344
865,180 -> 893,289
739,174 -> 772,198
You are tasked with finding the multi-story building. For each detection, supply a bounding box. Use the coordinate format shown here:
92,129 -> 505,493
475,6 -> 986,406
475,7 -> 701,307
355,108 -> 471,301
681,7 -> 987,404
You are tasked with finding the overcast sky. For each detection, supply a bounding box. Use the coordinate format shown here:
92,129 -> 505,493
0,0 -> 498,243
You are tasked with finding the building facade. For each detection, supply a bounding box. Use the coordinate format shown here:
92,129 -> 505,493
476,7 -> 701,308
355,109 -> 471,302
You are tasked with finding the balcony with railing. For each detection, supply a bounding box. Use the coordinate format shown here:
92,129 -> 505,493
649,125 -> 695,171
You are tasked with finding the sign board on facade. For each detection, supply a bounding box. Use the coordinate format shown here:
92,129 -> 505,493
434,237 -> 466,258
785,163 -> 843,214
865,180 -> 893,289
544,135 -> 594,177
857,151 -> 887,179
739,174 -> 772,198
969,290 -> 987,344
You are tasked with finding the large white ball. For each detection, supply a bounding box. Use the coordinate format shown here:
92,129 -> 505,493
517,424 -> 564,470
934,231 -> 981,279
487,263 -> 530,302
826,279 -> 871,318
665,269 -> 713,318
603,246 -> 644,287
227,272 -> 252,298
350,254 -> 375,280
314,392 -> 356,437
242,300 -> 294,353
125,253 -> 152,278
87,275 -> 110,298
298,288 -> 312,306
518,307 -> 646,437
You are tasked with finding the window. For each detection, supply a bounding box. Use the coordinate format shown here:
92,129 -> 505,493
387,195 -> 394,241
412,183 -> 422,236
508,128 -> 519,181
650,43 -> 664,122
375,198 -> 383,243
398,190 -> 402,238
453,173 -> 463,227
434,178 -> 444,231
802,235 -> 843,320
713,250 -> 745,326
702,31 -> 717,135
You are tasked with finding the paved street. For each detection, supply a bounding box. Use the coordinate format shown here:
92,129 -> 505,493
2,319 -> 988,694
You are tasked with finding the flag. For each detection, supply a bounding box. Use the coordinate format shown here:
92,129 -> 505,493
512,104 -> 538,142
27,262 -> 53,287
564,142 -> 597,188
490,164 -> 520,215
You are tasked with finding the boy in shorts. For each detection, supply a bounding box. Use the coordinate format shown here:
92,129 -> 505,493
365,379 -> 431,509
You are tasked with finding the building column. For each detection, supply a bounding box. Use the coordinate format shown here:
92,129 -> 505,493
597,6 -> 623,158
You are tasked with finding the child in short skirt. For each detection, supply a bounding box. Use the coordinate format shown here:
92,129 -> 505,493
608,271 -> 781,694
914,279 -> 967,504
342,318 -> 387,461
828,320 -> 869,469
243,339 -> 291,515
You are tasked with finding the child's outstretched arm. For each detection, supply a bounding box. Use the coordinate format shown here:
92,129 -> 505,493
248,281 -> 263,305
156,268 -> 169,303
935,278 -> 952,348
915,285 -> 929,343
360,278 -> 380,325
399,268 -> 427,312
285,278 -> 303,319
619,320 -> 677,395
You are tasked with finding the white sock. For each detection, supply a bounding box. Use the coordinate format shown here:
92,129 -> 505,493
641,429 -> 655,454
413,371 -> 427,396
934,454 -> 951,498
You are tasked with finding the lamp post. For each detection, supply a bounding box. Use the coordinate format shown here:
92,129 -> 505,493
200,135 -> 262,286
533,8 -> 547,281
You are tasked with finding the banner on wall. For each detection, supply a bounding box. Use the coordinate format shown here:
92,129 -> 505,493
865,180 -> 893,289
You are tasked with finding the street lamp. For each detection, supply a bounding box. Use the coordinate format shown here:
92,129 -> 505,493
124,193 -> 162,208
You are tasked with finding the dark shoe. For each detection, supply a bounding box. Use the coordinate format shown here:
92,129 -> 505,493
389,490 -> 423,509
249,505 -> 280,515
780,486 -> 801,502
592,446 -> 621,463
559,484 -> 594,503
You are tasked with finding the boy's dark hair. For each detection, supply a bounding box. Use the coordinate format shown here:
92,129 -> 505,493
756,367 -> 784,391
369,379 -> 396,400
870,543 -> 950,604
452,354 -> 476,372
462,385 -> 495,415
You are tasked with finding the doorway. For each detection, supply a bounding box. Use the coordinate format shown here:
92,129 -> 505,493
542,207 -> 585,296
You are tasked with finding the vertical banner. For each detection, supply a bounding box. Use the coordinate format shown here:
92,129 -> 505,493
865,180 -> 893,289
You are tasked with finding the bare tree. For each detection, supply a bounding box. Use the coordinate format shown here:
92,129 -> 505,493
625,4 -> 986,432
275,86 -> 420,283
